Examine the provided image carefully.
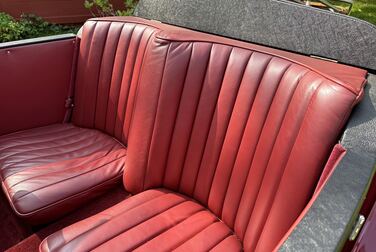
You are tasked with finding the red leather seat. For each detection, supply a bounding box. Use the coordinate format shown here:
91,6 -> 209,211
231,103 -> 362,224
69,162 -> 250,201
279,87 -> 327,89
40,189 -> 242,252
0,20 -> 157,224
0,124 -> 126,224
40,17 -> 366,252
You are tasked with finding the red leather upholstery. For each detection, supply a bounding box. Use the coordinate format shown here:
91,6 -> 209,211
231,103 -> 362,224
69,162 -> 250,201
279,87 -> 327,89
0,124 -> 126,224
40,189 -> 242,252
40,17 -> 367,252
0,20 -> 157,224
72,20 -> 157,144
125,34 -> 363,252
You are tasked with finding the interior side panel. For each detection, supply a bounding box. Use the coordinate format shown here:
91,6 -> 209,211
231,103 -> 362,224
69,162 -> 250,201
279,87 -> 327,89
0,38 -> 76,136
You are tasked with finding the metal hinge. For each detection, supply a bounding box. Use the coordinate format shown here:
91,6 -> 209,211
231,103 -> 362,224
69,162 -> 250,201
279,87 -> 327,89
349,215 -> 366,241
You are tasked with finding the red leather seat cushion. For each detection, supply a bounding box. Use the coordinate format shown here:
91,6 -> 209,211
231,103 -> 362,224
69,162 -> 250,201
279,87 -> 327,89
40,189 -> 242,252
0,124 -> 126,224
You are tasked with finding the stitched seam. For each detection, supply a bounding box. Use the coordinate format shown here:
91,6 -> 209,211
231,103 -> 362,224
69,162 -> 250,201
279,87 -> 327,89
232,58 -> 288,231
0,124 -> 75,143
142,42 -> 172,191
13,154 -> 126,201
192,46 -> 234,198
123,28 -> 157,144
130,208 -> 206,251
89,198 -> 188,250
253,81 -> 325,249
172,220 -> 221,250
114,25 -> 147,136
161,42 -> 194,186
125,28 -> 159,147
2,135 -> 112,172
54,191 -> 169,248
95,23 -> 125,129
103,23 -> 134,131
91,22 -> 112,128
116,26 -> 147,140
77,21 -> 98,124
206,233 -> 232,251
7,142 -> 121,189
238,63 -> 295,233
217,53 -> 277,219
0,131 -> 100,162
206,50 -> 254,210
141,209 -> 208,250
0,127 -> 81,153
2,174 -> 122,218
177,42 -> 214,192
220,55 -> 274,223
109,24 -> 137,135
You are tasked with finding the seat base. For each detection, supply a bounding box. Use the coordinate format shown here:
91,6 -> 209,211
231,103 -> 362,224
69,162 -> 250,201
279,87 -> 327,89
0,124 -> 127,224
40,189 -> 242,252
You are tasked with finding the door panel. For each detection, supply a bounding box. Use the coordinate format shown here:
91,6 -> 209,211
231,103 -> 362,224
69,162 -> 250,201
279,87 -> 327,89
0,36 -> 76,136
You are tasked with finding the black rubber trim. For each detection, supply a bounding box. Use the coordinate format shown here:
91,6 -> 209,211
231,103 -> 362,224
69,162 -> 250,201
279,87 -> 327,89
0,34 -> 76,49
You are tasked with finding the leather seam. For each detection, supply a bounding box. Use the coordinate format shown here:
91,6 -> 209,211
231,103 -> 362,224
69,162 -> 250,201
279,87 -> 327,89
91,22 -> 112,128
89,197 -> 188,250
130,208 -> 206,251
206,50 -> 254,211
233,59 -> 293,238
0,130 -> 101,165
142,42 -> 172,191
114,25 -> 146,138
94,22 -> 125,130
7,143 -> 124,189
0,124 -> 75,143
192,46 -> 235,198
2,135 -> 114,176
218,52 -> 270,219
177,42 -> 214,192
0,127 -> 82,153
239,62 -> 296,239
107,24 -> 137,135
172,219 -> 221,250
13,154 -> 126,202
117,26 -> 148,140
228,56 -> 274,229
161,42 -> 194,186
253,80 -> 325,249
1,174 -> 122,218
52,192 -> 172,248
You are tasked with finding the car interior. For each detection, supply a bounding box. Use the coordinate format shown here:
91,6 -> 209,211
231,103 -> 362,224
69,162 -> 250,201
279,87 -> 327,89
1,1 -> 375,252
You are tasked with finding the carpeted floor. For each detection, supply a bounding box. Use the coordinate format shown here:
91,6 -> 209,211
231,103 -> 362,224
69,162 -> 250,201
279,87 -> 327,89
1,186 -> 130,252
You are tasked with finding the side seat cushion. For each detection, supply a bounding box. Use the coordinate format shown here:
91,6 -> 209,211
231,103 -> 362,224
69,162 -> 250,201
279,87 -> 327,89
0,124 -> 127,224
40,189 -> 242,252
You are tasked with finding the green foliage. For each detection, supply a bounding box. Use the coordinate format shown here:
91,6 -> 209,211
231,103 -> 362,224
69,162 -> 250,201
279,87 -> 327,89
0,13 -> 80,43
351,0 -> 376,25
84,0 -> 138,16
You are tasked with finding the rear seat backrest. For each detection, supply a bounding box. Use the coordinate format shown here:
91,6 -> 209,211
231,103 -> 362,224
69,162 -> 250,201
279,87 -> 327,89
125,36 -> 359,251
72,20 -> 157,144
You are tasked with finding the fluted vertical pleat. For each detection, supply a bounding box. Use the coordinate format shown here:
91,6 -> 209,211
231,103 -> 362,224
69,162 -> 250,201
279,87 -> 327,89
73,21 -> 157,145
